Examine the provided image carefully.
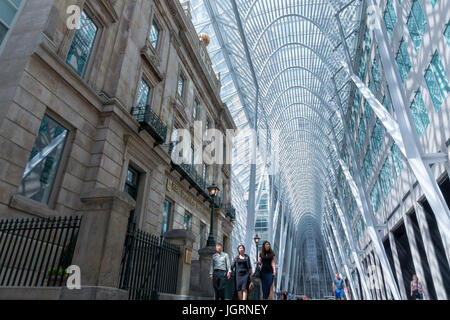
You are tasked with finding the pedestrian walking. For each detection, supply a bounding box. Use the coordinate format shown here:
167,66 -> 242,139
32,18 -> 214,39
288,290 -> 295,300
332,272 -> 345,300
232,244 -> 252,300
410,274 -> 424,300
257,241 -> 277,300
209,243 -> 231,300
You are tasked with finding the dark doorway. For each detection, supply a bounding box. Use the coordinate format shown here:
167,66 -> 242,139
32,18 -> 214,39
392,222 -> 415,299
409,211 -> 437,299
420,176 -> 450,298
383,237 -> 399,289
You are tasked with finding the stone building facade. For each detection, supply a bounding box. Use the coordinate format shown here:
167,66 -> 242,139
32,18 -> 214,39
0,0 -> 236,299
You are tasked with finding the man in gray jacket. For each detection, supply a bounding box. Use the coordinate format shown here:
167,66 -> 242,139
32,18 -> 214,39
209,243 -> 231,300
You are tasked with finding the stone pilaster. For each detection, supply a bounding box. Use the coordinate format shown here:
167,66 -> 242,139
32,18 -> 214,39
68,188 -> 135,299
164,229 -> 195,296
197,246 -> 216,298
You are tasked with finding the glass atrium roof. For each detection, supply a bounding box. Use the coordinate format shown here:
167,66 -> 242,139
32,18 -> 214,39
190,0 -> 362,241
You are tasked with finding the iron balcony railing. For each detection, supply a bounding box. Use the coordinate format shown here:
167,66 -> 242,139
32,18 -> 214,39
223,204 -> 236,221
132,105 -> 168,146
0,216 -> 81,287
168,142 -> 217,204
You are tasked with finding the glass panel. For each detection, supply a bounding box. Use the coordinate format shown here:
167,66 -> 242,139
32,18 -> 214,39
370,119 -> 384,157
363,146 -> 373,182
136,78 -> 150,109
379,157 -> 394,199
384,0 -> 397,38
0,0 -> 18,25
410,89 -> 430,137
149,20 -> 160,49
0,22 -> 7,46
193,99 -> 199,119
444,22 -> 450,47
407,0 -> 428,51
372,58 -> 381,90
391,143 -> 404,177
66,10 -> 98,77
395,39 -> 411,84
161,199 -> 171,235
19,115 -> 68,204
124,166 -> 140,200
370,183 -> 382,213
178,75 -> 185,98
184,213 -> 191,230
425,51 -> 450,111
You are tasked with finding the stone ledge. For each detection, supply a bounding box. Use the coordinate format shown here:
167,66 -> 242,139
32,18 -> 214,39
9,194 -> 60,218
164,229 -> 196,242
159,292 -> 213,300
80,188 -> 136,209
0,286 -> 128,300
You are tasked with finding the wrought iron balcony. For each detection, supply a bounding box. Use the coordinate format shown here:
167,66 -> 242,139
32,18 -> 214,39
132,105 -> 167,146
168,143 -> 223,207
223,204 -> 236,222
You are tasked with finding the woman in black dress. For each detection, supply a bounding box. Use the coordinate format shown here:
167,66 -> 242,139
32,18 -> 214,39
258,241 -> 277,300
232,244 -> 252,300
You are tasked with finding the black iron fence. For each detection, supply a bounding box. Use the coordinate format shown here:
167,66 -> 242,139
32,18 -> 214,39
119,221 -> 180,300
0,216 -> 81,287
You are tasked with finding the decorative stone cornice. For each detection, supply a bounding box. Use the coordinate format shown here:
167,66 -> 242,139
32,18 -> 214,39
140,45 -> 164,81
89,0 -> 120,26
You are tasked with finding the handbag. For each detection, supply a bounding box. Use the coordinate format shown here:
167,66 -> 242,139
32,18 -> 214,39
253,264 -> 261,279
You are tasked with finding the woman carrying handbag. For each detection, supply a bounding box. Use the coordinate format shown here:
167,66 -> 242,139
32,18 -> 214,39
232,244 -> 253,300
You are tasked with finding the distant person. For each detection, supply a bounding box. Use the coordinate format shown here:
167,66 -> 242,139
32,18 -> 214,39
232,244 -> 252,300
332,272 -> 345,300
282,289 -> 288,300
410,274 -> 424,300
209,243 -> 231,300
288,290 -> 295,300
275,288 -> 281,300
258,241 -> 277,300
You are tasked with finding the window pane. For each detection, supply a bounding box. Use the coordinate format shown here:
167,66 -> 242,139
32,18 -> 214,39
136,79 -> 150,109
395,39 -> 411,84
178,75 -> 185,97
162,200 -> 171,235
149,21 -> 160,49
19,115 -> 68,204
384,0 -> 397,38
444,22 -> 450,47
410,89 -> 430,137
0,0 -> 19,26
391,143 -> 404,177
184,213 -> 191,230
407,0 -> 427,51
0,22 -> 7,46
425,51 -> 450,111
379,157 -> 394,199
370,183 -> 381,213
193,99 -> 199,119
66,10 -> 98,77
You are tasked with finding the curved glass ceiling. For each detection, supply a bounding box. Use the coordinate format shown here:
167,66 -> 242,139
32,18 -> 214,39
191,0 -> 362,237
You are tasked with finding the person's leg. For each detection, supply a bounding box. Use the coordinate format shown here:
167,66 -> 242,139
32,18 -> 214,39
238,290 -> 243,300
243,289 -> 248,300
219,272 -> 226,300
269,278 -> 274,300
213,273 -> 220,300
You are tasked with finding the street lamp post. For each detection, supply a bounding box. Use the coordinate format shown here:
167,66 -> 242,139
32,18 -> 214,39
254,234 -> 261,262
252,234 -> 261,300
206,183 -> 220,247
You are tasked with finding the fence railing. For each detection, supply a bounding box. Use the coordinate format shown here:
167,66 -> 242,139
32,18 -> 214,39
0,216 -> 81,287
132,105 -> 168,146
119,221 -> 180,300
